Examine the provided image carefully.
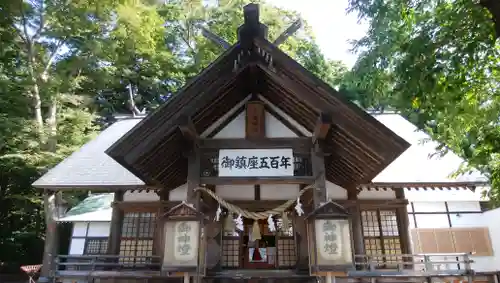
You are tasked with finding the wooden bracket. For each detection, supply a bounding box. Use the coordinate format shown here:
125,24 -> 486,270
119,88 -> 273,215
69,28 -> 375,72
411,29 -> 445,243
312,112 -> 332,145
178,115 -> 200,152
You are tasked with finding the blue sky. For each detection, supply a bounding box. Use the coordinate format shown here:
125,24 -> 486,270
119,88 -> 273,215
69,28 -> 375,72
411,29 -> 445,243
267,0 -> 368,68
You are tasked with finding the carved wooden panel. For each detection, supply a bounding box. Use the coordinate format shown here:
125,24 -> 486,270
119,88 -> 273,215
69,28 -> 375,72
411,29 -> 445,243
245,101 -> 265,139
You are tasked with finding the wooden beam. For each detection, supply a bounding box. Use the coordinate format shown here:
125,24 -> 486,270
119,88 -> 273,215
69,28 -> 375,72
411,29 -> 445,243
114,201 -> 179,211
199,137 -> 312,153
200,176 -> 315,185
312,112 -> 332,144
178,115 -> 199,144
334,198 -> 408,209
245,101 -> 266,139
187,148 -> 201,208
311,143 -> 327,207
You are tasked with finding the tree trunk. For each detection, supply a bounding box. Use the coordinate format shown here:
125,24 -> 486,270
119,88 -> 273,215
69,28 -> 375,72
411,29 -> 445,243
46,99 -> 57,152
26,42 -> 45,133
39,192 -> 59,282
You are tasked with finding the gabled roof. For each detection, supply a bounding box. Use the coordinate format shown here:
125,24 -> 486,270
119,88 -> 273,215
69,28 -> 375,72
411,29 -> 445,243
105,6 -> 409,190
32,119 -> 145,189
31,112 -> 489,191
372,114 -> 488,183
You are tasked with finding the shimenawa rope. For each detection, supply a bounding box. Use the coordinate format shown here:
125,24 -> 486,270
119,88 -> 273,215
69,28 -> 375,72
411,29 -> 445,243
195,184 -> 314,220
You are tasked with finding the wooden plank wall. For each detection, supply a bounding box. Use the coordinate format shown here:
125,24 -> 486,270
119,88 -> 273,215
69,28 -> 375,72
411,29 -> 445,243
411,227 -> 493,256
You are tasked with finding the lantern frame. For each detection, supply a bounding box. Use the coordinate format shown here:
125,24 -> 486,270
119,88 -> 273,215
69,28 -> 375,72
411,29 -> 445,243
159,201 -> 207,276
304,201 -> 355,275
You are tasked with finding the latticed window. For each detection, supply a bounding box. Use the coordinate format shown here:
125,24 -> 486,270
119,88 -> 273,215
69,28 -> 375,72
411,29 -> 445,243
277,238 -> 296,267
361,210 -> 402,268
222,236 -> 240,267
84,238 -> 108,255
119,212 -> 156,266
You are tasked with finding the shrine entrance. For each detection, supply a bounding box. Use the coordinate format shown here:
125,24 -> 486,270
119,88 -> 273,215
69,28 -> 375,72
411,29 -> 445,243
243,219 -> 276,269
221,217 -> 297,270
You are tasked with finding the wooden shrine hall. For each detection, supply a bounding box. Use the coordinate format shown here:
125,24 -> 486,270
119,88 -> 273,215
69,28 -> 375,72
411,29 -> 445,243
37,4 -> 488,283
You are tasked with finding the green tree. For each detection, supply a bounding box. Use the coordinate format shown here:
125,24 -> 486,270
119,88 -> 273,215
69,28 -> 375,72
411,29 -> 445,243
345,0 -> 500,203
0,0 -> 346,266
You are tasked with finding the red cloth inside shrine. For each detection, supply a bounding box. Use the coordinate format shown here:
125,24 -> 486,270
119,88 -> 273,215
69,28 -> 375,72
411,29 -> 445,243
252,247 -> 262,261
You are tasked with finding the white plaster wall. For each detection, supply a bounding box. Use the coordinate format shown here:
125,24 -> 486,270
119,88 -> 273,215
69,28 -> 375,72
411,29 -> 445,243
326,181 -> 348,200
169,183 -> 187,201
265,112 -> 298,138
72,222 -> 88,237
212,110 -> 301,139
68,222 -> 111,255
216,185 -> 254,200
358,188 -> 396,199
259,95 -> 312,136
87,222 -> 110,237
123,190 -> 159,201
213,111 -> 246,139
69,222 -> 88,255
407,201 -> 500,272
69,238 -> 86,255
449,208 -> 500,272
404,188 -> 487,202
260,184 -> 299,200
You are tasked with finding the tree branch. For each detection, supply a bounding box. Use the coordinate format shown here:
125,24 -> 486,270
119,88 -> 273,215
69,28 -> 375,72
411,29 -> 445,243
41,40 -> 65,82
32,0 -> 45,41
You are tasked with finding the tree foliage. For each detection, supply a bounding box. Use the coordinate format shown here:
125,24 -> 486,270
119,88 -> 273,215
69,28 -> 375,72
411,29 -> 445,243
345,0 -> 500,203
0,0 -> 345,267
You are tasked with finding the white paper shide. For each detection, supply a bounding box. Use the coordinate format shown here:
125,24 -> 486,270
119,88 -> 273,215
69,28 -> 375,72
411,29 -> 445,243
173,221 -> 199,261
218,149 -> 294,177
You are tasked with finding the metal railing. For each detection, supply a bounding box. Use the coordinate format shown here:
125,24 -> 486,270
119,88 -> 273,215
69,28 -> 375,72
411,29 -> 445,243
55,253 -> 476,279
56,255 -> 160,272
350,253 -> 474,277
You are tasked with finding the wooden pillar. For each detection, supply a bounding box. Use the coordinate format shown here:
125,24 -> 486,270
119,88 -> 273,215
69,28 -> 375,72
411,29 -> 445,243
311,143 -> 327,208
294,211 -> 310,272
395,188 -> 412,267
347,189 -> 365,269
107,190 -> 124,256
39,191 -> 59,283
187,147 -> 201,208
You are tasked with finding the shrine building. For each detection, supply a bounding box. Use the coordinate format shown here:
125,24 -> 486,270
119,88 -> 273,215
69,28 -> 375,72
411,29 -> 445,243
32,4 -> 499,283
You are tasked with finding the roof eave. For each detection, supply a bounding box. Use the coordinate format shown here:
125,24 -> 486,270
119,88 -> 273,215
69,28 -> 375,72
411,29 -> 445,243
31,184 -> 151,191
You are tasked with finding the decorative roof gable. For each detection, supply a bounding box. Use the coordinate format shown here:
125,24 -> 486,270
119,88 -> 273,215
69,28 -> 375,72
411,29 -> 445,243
105,5 -> 409,190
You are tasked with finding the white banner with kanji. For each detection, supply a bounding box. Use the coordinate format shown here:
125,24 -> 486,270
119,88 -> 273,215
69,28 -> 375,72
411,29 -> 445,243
218,149 -> 294,177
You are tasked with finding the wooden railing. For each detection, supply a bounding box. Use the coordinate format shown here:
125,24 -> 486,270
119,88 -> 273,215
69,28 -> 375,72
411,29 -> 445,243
54,253 -> 480,280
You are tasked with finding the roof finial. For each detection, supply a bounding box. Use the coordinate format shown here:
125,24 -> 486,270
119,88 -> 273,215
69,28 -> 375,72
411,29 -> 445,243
237,3 -> 268,43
